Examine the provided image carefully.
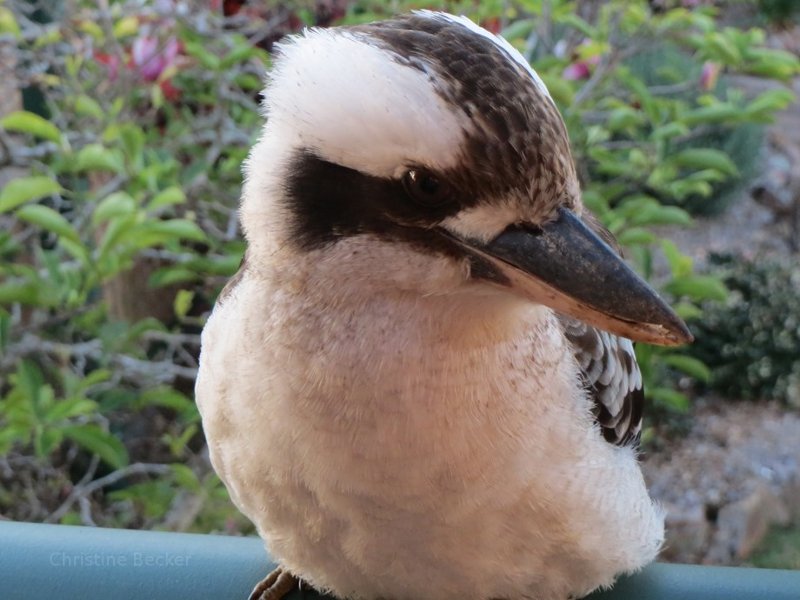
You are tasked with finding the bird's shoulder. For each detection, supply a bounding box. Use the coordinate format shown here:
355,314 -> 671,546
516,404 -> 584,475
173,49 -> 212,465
558,315 -> 644,447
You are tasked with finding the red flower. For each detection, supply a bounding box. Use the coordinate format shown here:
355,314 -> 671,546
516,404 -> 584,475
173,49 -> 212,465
160,78 -> 181,103
94,51 -> 121,81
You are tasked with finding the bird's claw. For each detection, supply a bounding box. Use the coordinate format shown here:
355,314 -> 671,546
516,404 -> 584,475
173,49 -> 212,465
248,567 -> 300,600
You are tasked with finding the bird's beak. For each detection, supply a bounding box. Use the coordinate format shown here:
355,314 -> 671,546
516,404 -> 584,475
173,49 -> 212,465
445,207 -> 693,346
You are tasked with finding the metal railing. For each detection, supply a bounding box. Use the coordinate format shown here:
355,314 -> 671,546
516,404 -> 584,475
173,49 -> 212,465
1,521 -> 799,600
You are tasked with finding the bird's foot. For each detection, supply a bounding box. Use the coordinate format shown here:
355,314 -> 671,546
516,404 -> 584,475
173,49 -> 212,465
248,567 -> 301,600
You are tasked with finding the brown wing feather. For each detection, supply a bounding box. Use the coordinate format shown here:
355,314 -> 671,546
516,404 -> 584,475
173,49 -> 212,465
559,315 -> 644,447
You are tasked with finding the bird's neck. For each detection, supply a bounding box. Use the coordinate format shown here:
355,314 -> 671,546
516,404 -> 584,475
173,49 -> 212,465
256,239 -> 566,417
263,239 -> 551,350
270,266 -> 557,379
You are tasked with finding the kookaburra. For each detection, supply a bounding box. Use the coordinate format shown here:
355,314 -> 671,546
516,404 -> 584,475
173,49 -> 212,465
196,11 -> 692,600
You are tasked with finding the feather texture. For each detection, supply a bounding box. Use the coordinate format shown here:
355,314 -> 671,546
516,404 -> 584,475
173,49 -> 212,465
560,316 -> 644,446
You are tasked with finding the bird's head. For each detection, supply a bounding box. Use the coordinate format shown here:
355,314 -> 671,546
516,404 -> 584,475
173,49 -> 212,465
240,11 -> 692,346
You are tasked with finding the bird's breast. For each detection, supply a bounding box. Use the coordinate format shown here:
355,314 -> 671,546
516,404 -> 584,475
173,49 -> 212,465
196,275 -> 662,599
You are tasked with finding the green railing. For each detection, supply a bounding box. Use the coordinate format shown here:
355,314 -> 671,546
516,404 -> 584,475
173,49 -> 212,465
1,521 -> 799,600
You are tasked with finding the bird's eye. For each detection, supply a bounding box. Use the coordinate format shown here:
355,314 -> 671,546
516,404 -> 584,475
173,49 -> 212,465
402,169 -> 453,208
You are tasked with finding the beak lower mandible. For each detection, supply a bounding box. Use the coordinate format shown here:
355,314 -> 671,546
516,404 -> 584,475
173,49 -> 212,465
447,207 -> 693,346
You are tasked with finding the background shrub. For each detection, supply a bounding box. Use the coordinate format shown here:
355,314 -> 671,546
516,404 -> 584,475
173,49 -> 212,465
689,254 -> 800,408
624,42 -> 764,216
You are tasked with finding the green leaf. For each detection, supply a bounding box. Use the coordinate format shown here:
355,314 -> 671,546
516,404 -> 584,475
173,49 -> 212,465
0,280 -> 43,306
16,205 -> 80,243
662,354 -> 711,382
148,267 -> 197,288
184,41 -> 221,70
167,423 -> 199,457
0,111 -> 62,144
17,359 -> 45,405
630,205 -> 692,227
119,124 -> 145,168
45,398 -> 98,422
681,104 -> 739,126
649,387 -> 690,412
618,70 -> 657,121
137,387 -> 194,413
74,95 -> 104,120
744,88 -> 795,117
0,176 -> 62,213
617,227 -> 656,246
170,463 -> 201,492
661,240 -> 693,278
674,301 -> 703,321
186,251 -> 244,276
92,191 -> 136,226
113,15 -> 139,38
134,219 -> 208,243
34,28 -> 61,49
704,31 -> 742,65
59,238 -> 91,265
62,425 -> 129,469
0,426 -> 26,455
74,143 -> 124,174
668,179 -> 713,201
234,72 -> 263,91
500,18 -> 536,41
96,213 -> 138,263
608,107 -> 644,131
650,122 -> 689,141
671,148 -> 739,177
555,13 -> 596,38
0,7 -> 21,37
0,309 -> 9,352
77,19 -> 104,42
36,426 -> 64,457
665,274 -> 728,302
743,48 -> 799,80
147,186 -> 186,211
174,289 -> 194,319
220,44 -> 257,69
539,72 -> 574,106
78,369 -> 112,390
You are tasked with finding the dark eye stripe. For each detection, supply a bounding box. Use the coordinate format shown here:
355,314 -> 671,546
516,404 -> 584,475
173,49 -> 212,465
283,150 -> 477,251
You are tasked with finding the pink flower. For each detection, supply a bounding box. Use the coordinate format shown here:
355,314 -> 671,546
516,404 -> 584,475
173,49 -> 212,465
563,62 -> 591,81
131,35 -> 180,82
563,39 -> 602,81
700,61 -> 721,91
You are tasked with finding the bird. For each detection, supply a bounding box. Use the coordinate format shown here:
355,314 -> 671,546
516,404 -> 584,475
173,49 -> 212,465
195,10 -> 693,600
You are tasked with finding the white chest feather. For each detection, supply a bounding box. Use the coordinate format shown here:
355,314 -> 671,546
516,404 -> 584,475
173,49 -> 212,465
196,269 -> 663,600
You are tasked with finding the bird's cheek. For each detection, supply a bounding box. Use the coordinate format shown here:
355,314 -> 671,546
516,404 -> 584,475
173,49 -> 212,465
310,236 -> 469,296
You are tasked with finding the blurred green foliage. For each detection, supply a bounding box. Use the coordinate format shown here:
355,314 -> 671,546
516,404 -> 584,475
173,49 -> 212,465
0,0 -> 797,530
750,521 -> 800,570
689,255 -> 800,408
624,42 -> 765,216
757,0 -> 800,24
